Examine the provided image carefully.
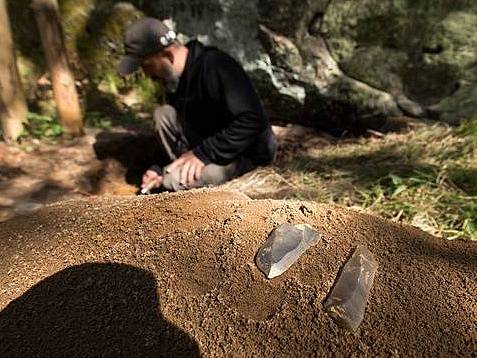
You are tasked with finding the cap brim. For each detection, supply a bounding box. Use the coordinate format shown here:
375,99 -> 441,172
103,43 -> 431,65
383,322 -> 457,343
117,55 -> 142,76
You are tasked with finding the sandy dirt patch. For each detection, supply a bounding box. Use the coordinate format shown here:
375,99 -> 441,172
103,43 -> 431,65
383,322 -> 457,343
0,190 -> 475,356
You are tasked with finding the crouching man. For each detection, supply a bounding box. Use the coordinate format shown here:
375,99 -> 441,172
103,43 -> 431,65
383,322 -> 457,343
117,18 -> 277,192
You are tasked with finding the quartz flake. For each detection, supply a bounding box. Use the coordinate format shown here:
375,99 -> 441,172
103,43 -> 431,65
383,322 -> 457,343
324,245 -> 378,330
256,223 -> 320,279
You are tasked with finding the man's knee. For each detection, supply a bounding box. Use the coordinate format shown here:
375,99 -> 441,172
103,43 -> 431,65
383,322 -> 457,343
161,168 -> 185,192
161,165 -> 225,192
161,158 -> 255,192
153,104 -> 177,131
200,158 -> 254,186
200,165 -> 229,186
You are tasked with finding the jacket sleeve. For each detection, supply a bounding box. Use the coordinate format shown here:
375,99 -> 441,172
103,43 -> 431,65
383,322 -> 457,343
192,53 -> 269,165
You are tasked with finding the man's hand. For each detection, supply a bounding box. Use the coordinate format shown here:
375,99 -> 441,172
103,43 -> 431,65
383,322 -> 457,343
166,151 -> 205,187
141,170 -> 163,191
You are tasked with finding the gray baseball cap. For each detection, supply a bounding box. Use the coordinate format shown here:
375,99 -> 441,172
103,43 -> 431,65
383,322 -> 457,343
117,17 -> 177,76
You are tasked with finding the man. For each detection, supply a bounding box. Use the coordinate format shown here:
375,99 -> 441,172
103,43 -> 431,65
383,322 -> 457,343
117,18 -> 277,192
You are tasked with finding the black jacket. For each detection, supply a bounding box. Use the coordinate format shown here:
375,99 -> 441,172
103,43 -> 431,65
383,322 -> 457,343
169,40 -> 277,166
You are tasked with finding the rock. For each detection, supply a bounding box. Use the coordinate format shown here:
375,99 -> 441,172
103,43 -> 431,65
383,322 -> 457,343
321,0 -> 477,123
11,0 -> 477,124
256,223 -> 320,278
324,245 -> 378,330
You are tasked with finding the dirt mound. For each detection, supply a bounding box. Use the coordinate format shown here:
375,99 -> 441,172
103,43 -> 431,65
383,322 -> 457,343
0,190 -> 476,356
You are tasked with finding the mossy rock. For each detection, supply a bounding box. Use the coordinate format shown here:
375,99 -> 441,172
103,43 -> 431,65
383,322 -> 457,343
431,82 -> 477,123
8,0 -> 163,111
321,0 -> 477,120
76,3 -> 141,86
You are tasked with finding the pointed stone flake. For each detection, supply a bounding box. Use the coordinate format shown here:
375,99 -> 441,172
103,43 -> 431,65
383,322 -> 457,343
256,223 -> 320,279
324,245 -> 378,330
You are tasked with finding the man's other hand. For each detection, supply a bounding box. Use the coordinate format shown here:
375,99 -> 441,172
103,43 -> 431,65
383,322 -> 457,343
141,170 -> 163,190
166,151 -> 205,187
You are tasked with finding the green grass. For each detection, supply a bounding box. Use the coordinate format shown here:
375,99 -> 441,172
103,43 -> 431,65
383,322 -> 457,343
13,108 -> 145,141
84,109 -> 146,128
85,111 -> 113,130
24,112 -> 63,138
278,120 -> 477,241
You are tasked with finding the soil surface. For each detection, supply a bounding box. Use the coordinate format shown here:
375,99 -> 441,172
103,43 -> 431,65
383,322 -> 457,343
0,124 -> 326,222
0,190 -> 475,357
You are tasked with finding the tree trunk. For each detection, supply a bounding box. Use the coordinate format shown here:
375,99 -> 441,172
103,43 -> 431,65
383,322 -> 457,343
0,0 -> 28,143
32,0 -> 83,137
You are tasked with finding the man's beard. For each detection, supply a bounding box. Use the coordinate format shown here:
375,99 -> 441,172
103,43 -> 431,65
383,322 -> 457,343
158,64 -> 180,93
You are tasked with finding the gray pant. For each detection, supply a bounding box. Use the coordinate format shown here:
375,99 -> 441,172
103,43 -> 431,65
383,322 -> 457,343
153,105 -> 254,192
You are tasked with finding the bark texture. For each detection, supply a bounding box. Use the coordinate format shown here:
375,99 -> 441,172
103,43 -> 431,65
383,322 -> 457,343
0,0 -> 27,143
33,0 -> 83,136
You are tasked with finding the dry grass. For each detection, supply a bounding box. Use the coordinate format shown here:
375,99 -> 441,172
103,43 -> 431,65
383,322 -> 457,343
224,120 -> 477,241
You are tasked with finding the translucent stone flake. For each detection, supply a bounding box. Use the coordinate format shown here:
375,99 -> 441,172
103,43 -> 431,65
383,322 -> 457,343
324,245 -> 378,330
256,223 -> 321,279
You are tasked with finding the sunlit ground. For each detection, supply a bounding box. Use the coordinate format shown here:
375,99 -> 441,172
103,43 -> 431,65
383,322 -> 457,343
225,120 -> 477,241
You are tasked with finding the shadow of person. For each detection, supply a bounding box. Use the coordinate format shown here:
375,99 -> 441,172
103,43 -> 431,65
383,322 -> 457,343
0,263 -> 201,357
93,131 -> 165,187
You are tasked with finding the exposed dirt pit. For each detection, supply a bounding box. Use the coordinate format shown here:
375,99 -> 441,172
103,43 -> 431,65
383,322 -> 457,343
0,190 -> 476,357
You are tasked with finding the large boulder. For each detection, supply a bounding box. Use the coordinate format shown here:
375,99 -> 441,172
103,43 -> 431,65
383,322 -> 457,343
9,0 -> 477,126
320,0 -> 477,124
153,0 -> 477,126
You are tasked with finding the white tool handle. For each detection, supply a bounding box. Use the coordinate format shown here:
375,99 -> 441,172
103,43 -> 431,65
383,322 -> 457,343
140,179 -> 158,195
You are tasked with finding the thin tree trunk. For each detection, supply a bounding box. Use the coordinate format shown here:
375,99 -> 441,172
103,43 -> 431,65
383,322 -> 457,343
32,0 -> 83,137
0,0 -> 28,143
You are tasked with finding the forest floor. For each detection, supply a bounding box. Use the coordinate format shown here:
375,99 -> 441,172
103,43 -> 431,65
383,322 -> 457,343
1,116 -> 476,240
0,119 -> 476,356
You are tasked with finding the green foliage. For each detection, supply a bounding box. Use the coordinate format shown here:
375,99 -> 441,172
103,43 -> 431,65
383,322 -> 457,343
85,112 -> 112,130
95,69 -> 163,110
24,112 -> 63,138
134,74 -> 164,106
357,168 -> 476,240
279,120 -> 477,241
84,109 -> 142,129
19,109 -> 144,138
455,117 -> 477,141
117,109 -> 142,124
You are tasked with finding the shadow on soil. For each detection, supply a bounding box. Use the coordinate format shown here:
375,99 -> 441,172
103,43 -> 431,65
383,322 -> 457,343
0,165 -> 79,222
0,263 -> 201,357
448,167 -> 477,196
281,142 -> 477,196
93,131 -> 165,187
0,166 -> 26,181
281,142 -> 428,178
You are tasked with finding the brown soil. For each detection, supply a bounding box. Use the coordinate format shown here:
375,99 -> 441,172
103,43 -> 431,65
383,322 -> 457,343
0,124 -> 329,222
0,127 -> 163,223
0,190 -> 475,357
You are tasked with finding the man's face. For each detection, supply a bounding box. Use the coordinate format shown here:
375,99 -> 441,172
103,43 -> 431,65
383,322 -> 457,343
141,51 -> 180,93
